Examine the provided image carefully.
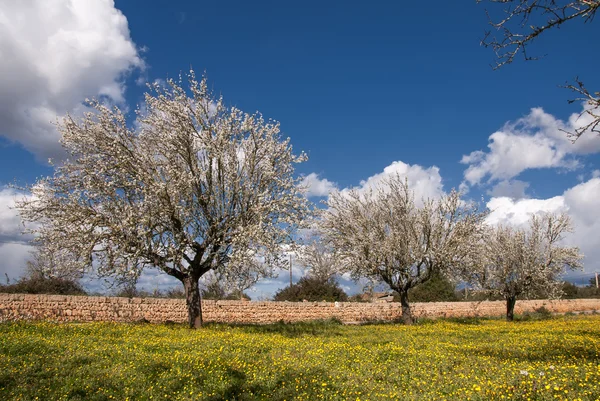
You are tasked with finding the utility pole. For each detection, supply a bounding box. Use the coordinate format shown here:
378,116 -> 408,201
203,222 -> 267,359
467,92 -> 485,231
289,254 -> 293,287
595,272 -> 599,289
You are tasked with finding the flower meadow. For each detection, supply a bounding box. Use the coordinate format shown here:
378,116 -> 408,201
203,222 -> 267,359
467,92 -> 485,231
0,316 -> 599,400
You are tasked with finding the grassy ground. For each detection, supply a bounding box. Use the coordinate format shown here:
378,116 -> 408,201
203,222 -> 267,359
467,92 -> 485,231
0,316 -> 599,400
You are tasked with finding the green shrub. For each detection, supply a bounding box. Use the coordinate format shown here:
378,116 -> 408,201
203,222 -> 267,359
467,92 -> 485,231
395,271 -> 458,303
0,276 -> 86,296
520,306 -> 553,321
273,276 -> 348,302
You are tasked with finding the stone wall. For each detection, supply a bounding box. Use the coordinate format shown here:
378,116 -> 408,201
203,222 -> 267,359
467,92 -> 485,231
1,293 -> 600,324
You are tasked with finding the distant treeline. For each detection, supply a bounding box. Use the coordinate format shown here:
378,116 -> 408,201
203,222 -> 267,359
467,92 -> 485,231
2,272 -> 598,301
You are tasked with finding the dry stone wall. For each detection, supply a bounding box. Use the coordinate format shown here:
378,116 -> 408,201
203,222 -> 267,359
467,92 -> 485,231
1,293 -> 600,324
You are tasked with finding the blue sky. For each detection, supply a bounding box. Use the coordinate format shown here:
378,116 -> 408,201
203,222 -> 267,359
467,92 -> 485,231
0,0 -> 598,297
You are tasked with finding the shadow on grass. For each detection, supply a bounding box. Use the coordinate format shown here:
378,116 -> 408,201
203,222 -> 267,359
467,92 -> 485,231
463,340 -> 599,364
416,311 -> 556,326
154,311 -> 558,335
200,318 -> 346,338
204,366 -> 334,401
416,316 -> 491,325
160,316 -> 497,332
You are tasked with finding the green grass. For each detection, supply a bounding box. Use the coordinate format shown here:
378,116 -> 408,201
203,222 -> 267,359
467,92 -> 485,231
1,316 -> 599,400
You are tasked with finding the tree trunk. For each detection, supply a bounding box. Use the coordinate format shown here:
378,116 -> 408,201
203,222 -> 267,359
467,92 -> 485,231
506,295 -> 517,322
183,276 -> 203,328
399,290 -> 414,325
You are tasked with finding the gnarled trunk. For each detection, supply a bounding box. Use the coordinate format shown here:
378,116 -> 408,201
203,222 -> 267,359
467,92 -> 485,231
506,295 -> 517,322
399,290 -> 414,325
183,276 -> 203,328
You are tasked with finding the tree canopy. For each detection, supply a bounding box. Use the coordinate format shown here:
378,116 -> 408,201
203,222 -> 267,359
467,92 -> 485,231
320,175 -> 485,324
17,71 -> 311,328
463,212 -> 583,321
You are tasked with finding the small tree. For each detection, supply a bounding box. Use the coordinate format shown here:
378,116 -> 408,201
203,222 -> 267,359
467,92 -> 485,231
297,234 -> 342,281
17,71 -> 310,328
466,212 -> 583,321
320,175 -> 485,324
479,0 -> 600,140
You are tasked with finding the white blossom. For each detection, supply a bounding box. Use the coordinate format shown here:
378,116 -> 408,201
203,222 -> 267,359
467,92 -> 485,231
17,70 -> 311,328
296,232 -> 343,281
319,174 -> 486,324
463,212 -> 583,321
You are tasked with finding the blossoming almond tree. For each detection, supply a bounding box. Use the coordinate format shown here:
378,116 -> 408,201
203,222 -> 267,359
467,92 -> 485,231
465,212 -> 583,321
17,71 -> 310,328
297,233 -> 343,281
320,175 -> 486,324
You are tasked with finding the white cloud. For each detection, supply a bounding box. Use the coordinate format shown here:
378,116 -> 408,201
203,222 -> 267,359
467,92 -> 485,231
563,178 -> 600,228
340,160 -> 445,203
458,181 -> 470,195
0,0 -> 143,160
135,269 -> 181,292
0,243 -> 33,282
487,179 -> 530,200
461,132 -> 568,185
301,173 -> 337,198
0,187 -> 34,280
485,177 -> 600,275
485,196 -> 566,227
0,187 -> 36,281
0,188 -> 31,244
461,105 -> 600,187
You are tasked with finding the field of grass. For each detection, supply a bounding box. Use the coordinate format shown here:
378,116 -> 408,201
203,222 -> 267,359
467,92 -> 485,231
1,316 -> 599,400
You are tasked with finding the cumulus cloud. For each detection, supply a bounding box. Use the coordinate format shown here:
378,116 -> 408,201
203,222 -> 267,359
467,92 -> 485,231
339,160 -> 445,203
485,196 -> 566,227
485,177 -> 600,276
0,188 -> 31,245
0,0 -> 143,160
563,178 -> 600,229
300,173 -> 337,198
487,179 -> 530,200
461,105 -> 600,187
0,188 -> 34,281
461,132 -> 568,185
0,243 -> 33,282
